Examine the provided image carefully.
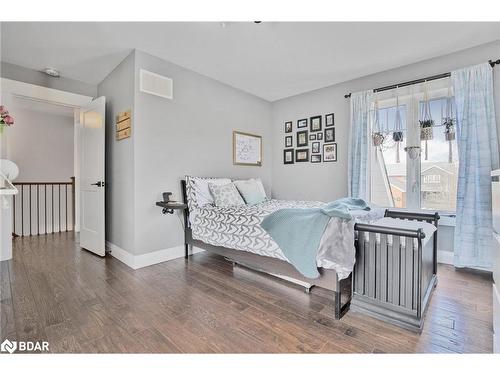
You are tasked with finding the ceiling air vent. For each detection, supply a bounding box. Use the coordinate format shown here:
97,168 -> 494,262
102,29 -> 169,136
139,69 -> 173,99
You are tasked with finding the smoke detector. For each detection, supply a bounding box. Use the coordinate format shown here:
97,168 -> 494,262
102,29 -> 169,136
42,67 -> 60,78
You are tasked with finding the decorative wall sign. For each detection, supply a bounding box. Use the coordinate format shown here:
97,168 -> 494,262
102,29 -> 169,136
312,141 -> 320,154
297,118 -> 308,128
325,113 -> 335,127
116,110 -> 132,140
233,131 -> 262,166
284,149 -> 294,164
296,130 -> 308,147
285,121 -> 292,133
309,134 -> 316,141
296,148 -> 309,162
323,143 -> 337,162
310,115 -> 322,132
285,136 -> 293,148
311,154 -> 322,163
325,127 -> 335,142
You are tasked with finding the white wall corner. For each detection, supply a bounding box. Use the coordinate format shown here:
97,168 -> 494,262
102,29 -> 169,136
437,250 -> 454,265
105,241 -> 204,270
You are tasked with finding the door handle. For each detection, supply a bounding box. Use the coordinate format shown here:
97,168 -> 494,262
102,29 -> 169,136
91,181 -> 105,187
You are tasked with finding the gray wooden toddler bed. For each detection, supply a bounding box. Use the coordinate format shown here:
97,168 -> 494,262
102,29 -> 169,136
179,179 -> 439,332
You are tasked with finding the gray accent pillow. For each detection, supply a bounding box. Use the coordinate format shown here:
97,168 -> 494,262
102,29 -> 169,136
208,182 -> 245,207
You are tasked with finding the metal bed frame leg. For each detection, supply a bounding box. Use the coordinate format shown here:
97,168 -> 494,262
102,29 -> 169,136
334,273 -> 352,319
184,243 -> 189,259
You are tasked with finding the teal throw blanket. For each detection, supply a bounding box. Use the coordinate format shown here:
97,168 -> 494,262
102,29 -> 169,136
260,198 -> 370,279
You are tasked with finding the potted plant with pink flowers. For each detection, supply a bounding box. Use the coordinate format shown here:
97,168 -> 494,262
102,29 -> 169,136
0,105 -> 15,133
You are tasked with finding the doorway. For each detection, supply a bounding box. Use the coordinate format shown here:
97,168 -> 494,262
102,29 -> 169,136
0,78 -> 105,256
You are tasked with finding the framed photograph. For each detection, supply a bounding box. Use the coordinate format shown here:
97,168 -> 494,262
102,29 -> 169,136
323,143 -> 337,162
324,127 -> 335,142
233,131 -> 262,166
311,154 -> 322,163
285,121 -> 292,133
297,118 -> 308,128
283,149 -> 294,164
295,148 -> 309,162
309,134 -> 316,141
310,115 -> 322,132
317,132 -> 323,140
325,113 -> 335,127
312,141 -> 320,154
296,130 -> 308,147
285,135 -> 293,148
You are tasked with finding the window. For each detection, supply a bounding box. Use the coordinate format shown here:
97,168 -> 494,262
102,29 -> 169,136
370,81 -> 459,213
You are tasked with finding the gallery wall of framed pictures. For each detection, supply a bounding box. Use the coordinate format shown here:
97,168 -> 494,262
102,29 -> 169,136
283,113 -> 337,165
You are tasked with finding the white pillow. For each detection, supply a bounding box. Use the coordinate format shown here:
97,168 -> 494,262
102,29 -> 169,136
233,179 -> 267,205
208,182 -> 245,207
191,177 -> 231,207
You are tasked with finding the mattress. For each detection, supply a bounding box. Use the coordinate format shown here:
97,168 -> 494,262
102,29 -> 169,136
189,198 -> 385,278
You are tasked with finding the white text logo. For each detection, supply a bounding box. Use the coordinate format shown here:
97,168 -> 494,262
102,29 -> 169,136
0,339 -> 49,353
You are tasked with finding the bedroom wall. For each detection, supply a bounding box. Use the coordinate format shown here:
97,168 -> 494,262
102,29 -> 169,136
97,51 -> 136,254
132,50 -> 272,256
271,39 -> 500,260
271,39 -> 500,201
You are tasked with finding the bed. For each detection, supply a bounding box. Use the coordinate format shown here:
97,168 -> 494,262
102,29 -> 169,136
179,178 -> 439,331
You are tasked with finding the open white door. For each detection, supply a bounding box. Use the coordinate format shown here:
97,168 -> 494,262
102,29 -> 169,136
80,96 -> 106,256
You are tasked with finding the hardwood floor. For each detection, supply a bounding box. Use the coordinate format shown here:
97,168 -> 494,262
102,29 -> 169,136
0,232 -> 493,353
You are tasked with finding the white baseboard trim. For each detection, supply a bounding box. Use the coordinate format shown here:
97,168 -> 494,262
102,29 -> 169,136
437,250 -> 454,265
105,241 -> 204,270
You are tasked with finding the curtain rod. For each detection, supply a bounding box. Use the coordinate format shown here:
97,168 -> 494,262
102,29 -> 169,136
344,58 -> 500,99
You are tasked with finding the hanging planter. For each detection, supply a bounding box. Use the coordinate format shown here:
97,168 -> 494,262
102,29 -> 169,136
372,132 -> 385,146
404,146 -> 421,160
393,89 -> 404,163
443,84 -> 456,163
420,83 -> 434,160
420,120 -> 434,141
444,118 -> 455,141
371,99 -> 385,148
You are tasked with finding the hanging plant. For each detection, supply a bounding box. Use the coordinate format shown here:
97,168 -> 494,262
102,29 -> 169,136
372,132 -> 385,146
444,117 -> 455,141
420,120 -> 434,142
443,84 -> 456,163
0,105 -> 15,134
371,99 -> 385,147
393,89 -> 404,163
420,83 -> 434,160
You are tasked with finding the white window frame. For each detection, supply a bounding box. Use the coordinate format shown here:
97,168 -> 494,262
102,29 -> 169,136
369,78 -> 457,220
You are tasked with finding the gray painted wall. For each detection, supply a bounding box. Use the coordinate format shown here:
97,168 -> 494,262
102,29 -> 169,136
7,107 -> 74,182
132,50 -> 272,255
1,62 -> 97,98
97,51 -> 136,254
271,39 -> 500,202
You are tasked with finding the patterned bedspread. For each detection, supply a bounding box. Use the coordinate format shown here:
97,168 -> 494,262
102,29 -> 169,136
190,199 -> 323,261
185,176 -> 385,278
189,199 -> 385,278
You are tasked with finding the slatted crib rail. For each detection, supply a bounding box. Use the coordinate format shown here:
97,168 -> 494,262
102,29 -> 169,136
352,212 -> 438,332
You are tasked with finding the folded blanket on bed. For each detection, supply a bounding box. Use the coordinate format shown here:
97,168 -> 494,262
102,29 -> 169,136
260,198 -> 370,279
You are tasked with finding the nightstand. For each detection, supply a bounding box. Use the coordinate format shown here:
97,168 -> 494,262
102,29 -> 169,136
156,201 -> 187,214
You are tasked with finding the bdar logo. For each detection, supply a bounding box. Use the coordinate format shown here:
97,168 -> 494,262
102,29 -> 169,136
1,339 -> 17,354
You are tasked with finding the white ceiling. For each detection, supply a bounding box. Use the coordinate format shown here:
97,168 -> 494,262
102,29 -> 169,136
1,22 -> 500,101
